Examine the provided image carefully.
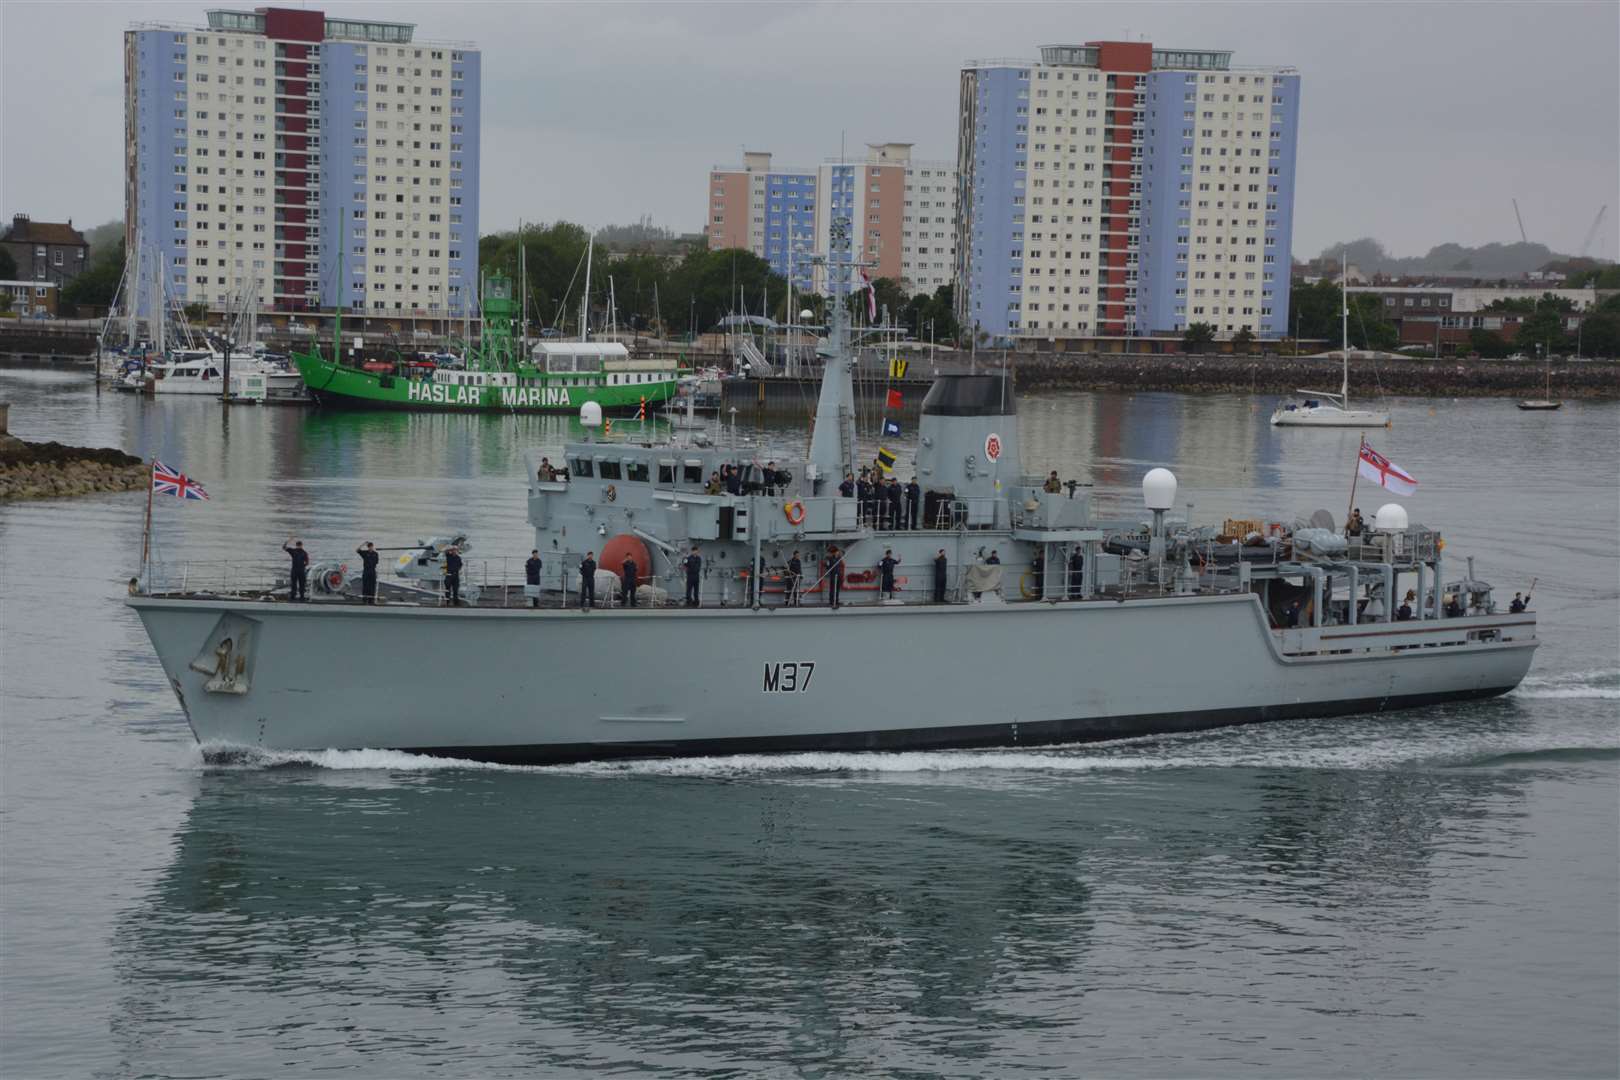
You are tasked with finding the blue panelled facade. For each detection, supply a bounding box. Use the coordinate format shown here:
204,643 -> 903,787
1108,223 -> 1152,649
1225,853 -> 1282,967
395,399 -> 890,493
127,29 -> 191,299
763,171 -> 815,291
318,40 -> 366,308
1263,74 -> 1301,339
955,65 -> 1028,341
1137,71 -> 1197,336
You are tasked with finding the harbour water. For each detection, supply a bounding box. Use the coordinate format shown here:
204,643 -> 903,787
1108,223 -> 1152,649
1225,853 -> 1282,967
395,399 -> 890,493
2,368 -> 1616,1077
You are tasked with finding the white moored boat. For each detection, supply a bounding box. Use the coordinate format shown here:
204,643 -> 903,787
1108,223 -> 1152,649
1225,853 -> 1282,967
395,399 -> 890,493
1272,252 -> 1390,429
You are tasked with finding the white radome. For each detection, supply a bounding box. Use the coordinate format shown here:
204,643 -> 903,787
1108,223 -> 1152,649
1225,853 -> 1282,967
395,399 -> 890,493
1143,468 -> 1178,511
1375,503 -> 1409,531
579,401 -> 603,428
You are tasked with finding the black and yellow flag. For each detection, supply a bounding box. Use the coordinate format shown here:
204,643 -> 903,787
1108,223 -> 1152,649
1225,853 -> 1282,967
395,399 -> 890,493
888,357 -> 909,380
876,447 -> 897,472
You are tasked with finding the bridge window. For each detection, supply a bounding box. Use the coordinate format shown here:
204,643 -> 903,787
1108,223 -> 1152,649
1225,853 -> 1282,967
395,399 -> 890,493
571,457 -> 593,478
626,461 -> 649,483
597,460 -> 622,480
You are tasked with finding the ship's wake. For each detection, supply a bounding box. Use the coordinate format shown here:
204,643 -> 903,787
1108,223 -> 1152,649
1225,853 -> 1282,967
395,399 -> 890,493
193,706 -> 1619,780
1510,667 -> 1620,701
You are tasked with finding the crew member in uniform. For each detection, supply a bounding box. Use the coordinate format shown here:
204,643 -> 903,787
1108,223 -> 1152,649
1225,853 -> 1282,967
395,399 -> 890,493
621,554 -> 638,607
886,479 -> 903,530
786,550 -> 803,607
825,545 -> 845,609
443,545 -> 463,606
906,477 -> 921,530
525,549 -> 543,608
579,551 -> 597,608
1068,546 -> 1084,599
1043,470 -> 1063,494
355,541 -> 380,604
855,471 -> 871,525
879,549 -> 899,600
282,538 -> 309,601
684,545 -> 703,607
839,473 -> 855,498
932,549 -> 948,603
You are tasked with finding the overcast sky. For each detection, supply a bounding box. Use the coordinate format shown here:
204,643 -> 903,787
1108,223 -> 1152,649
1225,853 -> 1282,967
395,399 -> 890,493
3,1 -> 1616,260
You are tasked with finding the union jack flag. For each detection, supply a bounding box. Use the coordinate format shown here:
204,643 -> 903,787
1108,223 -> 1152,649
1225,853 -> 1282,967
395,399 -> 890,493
151,460 -> 210,501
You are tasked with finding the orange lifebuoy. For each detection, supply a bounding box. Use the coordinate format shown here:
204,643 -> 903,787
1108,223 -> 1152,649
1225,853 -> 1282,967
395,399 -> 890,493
784,500 -> 806,526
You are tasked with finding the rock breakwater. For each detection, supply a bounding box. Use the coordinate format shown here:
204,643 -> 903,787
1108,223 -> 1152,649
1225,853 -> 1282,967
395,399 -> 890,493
0,436 -> 147,501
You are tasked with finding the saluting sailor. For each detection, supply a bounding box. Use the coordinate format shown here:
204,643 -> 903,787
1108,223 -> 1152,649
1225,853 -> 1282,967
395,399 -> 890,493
355,541 -> 379,605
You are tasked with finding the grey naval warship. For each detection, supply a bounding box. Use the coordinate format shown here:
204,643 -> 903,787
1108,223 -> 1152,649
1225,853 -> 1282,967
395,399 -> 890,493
129,225 -> 1538,764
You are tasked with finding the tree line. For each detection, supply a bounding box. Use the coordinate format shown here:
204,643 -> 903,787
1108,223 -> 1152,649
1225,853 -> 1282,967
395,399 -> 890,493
478,222 -> 960,342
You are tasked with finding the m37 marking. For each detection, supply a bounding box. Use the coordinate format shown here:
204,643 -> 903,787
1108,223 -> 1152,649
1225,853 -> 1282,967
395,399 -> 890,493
763,661 -> 816,694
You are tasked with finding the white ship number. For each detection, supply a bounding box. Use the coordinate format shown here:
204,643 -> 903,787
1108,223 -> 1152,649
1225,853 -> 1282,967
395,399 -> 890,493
762,661 -> 815,694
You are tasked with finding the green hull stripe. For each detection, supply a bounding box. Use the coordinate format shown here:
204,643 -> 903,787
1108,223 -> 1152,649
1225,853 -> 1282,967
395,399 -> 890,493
293,353 -> 679,413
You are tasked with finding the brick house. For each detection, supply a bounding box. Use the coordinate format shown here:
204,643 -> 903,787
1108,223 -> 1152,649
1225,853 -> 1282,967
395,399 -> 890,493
0,215 -> 90,290
0,280 -> 60,317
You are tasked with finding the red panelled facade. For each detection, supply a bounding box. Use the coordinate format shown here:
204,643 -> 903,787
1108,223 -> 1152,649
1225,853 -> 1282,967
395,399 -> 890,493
268,8 -> 323,311
1091,41 -> 1150,336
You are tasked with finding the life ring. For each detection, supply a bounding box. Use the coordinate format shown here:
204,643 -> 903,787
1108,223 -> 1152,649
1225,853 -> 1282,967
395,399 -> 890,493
604,484 -> 617,503
326,570 -> 344,590
784,500 -> 806,526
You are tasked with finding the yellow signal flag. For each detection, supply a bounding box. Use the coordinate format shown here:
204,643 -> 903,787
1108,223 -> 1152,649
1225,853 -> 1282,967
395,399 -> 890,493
888,358 -> 909,380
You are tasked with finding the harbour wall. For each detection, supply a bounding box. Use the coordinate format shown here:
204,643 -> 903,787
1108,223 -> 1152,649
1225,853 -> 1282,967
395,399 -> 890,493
1006,353 -> 1618,399
723,355 -> 1618,413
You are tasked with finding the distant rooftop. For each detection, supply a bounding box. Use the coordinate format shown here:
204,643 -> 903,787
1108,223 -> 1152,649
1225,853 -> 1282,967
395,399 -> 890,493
2,215 -> 87,247
204,8 -> 417,44
968,45 -> 1293,74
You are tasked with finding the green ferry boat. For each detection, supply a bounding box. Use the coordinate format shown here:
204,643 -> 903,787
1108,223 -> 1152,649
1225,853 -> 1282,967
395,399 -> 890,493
293,275 -> 681,413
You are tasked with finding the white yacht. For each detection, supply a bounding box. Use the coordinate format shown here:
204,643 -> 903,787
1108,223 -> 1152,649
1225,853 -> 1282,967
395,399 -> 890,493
123,350 -> 297,401
1272,254 -> 1391,429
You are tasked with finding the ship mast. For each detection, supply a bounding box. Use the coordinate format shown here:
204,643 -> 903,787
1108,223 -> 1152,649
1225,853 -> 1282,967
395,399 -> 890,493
805,217 -> 858,493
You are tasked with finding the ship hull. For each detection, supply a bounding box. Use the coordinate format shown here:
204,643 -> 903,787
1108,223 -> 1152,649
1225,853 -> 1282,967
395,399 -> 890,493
130,595 -> 1536,764
1270,408 -> 1391,428
294,353 -> 678,414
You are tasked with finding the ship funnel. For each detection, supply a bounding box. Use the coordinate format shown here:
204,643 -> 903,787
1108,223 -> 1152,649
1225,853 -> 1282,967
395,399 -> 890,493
1143,468 -> 1178,511
914,373 -> 1019,507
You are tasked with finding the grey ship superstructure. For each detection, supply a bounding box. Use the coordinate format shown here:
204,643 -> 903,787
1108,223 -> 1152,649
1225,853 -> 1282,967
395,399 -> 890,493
129,222 -> 1538,763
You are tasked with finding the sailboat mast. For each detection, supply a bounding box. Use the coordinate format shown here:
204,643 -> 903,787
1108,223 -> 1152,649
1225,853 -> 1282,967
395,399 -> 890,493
334,242 -> 343,366
124,232 -> 139,350
1340,248 -> 1350,405
580,232 -> 594,342
519,220 -> 527,356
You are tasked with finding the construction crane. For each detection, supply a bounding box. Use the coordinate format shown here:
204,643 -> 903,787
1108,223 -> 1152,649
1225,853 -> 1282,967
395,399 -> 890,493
1512,198 -> 1528,244
1578,205 -> 1608,258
